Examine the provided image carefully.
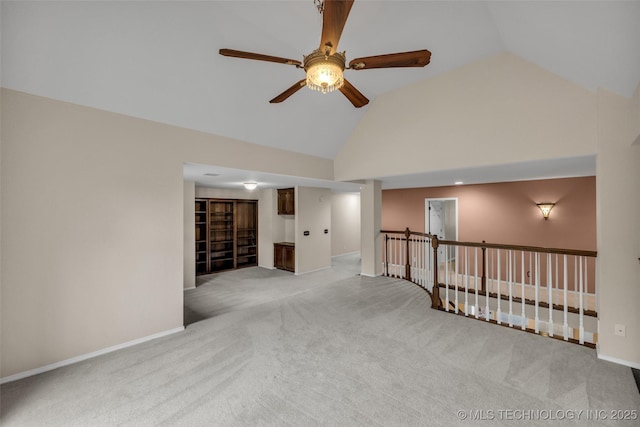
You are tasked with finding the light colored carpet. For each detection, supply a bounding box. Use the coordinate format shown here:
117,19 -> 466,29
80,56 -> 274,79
1,254 -> 639,426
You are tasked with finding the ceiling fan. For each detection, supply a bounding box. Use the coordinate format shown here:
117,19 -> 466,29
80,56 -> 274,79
219,0 -> 431,108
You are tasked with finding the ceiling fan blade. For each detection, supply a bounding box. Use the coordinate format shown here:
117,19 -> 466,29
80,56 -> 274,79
339,79 -> 369,108
219,49 -> 302,67
319,0 -> 354,55
349,49 -> 431,70
269,80 -> 307,104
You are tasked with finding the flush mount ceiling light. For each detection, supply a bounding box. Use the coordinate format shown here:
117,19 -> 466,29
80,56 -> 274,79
243,182 -> 258,191
537,203 -> 555,220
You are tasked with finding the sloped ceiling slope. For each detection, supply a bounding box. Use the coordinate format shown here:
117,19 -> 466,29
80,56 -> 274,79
2,1 -> 639,187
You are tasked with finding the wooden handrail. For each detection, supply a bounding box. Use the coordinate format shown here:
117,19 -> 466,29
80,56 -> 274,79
381,229 -> 597,258
381,229 -> 431,238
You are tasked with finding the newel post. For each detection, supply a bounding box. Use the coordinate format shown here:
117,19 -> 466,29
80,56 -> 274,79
404,227 -> 411,281
431,235 -> 441,309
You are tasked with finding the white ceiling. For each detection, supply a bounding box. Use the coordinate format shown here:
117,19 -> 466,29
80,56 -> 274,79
3,1 -> 639,190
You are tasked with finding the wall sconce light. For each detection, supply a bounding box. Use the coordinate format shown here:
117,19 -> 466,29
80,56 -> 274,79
243,182 -> 258,191
536,203 -> 555,220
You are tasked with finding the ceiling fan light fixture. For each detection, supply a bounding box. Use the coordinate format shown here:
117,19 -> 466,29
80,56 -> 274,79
304,49 -> 345,94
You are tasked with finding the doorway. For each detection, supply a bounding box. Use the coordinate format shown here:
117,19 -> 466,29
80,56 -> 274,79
425,198 -> 458,240
425,198 -> 458,264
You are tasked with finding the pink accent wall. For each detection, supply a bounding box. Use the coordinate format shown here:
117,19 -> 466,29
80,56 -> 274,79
382,176 -> 596,251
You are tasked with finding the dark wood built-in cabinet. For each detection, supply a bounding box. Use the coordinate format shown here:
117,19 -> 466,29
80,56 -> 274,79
195,198 -> 258,274
235,200 -> 258,269
277,188 -> 295,215
274,242 -> 295,272
195,199 -> 209,275
275,188 -> 295,272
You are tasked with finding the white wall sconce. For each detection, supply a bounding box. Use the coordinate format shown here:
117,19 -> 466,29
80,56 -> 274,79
536,203 -> 555,220
243,182 -> 258,191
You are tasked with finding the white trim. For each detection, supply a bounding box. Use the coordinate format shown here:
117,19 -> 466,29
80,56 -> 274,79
0,326 -> 185,385
332,251 -> 360,258
360,273 -> 380,278
183,286 -> 196,291
295,266 -> 331,275
597,353 -> 640,370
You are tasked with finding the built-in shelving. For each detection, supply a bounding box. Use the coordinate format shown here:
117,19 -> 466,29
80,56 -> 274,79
195,198 -> 258,274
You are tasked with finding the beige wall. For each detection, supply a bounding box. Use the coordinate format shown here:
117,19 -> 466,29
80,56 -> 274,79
1,90 -> 184,378
183,181 -> 195,289
295,187 -> 332,274
0,89 -> 335,379
330,192 -> 361,256
595,87 -> 640,366
334,53 -> 597,182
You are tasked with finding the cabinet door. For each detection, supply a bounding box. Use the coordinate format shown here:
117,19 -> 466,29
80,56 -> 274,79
277,188 -> 295,215
274,245 -> 285,269
284,246 -> 295,272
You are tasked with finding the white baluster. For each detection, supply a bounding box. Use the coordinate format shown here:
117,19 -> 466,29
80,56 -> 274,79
427,238 -> 431,290
579,256 -> 584,345
548,253 -> 553,337
535,252 -> 540,333
508,250 -> 513,327
445,244 -> 450,312
453,245 -> 458,314
464,247 -> 469,316
553,254 -> 560,318
521,251 -> 526,331
563,255 -> 568,341
474,247 -> 479,319
417,238 -> 422,286
497,249 -> 502,325
485,247 -> 490,322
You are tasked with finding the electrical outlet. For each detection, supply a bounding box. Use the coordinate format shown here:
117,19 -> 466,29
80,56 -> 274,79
614,324 -> 626,337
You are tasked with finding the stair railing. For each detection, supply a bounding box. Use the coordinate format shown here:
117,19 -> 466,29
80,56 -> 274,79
382,228 -> 598,347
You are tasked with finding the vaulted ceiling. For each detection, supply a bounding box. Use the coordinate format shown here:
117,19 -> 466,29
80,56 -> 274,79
2,1 -> 639,189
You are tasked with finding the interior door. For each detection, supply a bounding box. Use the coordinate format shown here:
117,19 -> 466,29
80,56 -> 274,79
426,198 -> 458,267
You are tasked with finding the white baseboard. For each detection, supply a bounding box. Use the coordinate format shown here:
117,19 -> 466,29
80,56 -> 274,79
597,353 -> 640,370
295,266 -> 331,275
0,326 -> 185,385
332,251 -> 360,258
183,286 -> 196,291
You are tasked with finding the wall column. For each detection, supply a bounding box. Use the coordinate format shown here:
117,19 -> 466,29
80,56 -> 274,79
360,179 -> 382,277
183,180 -> 196,289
